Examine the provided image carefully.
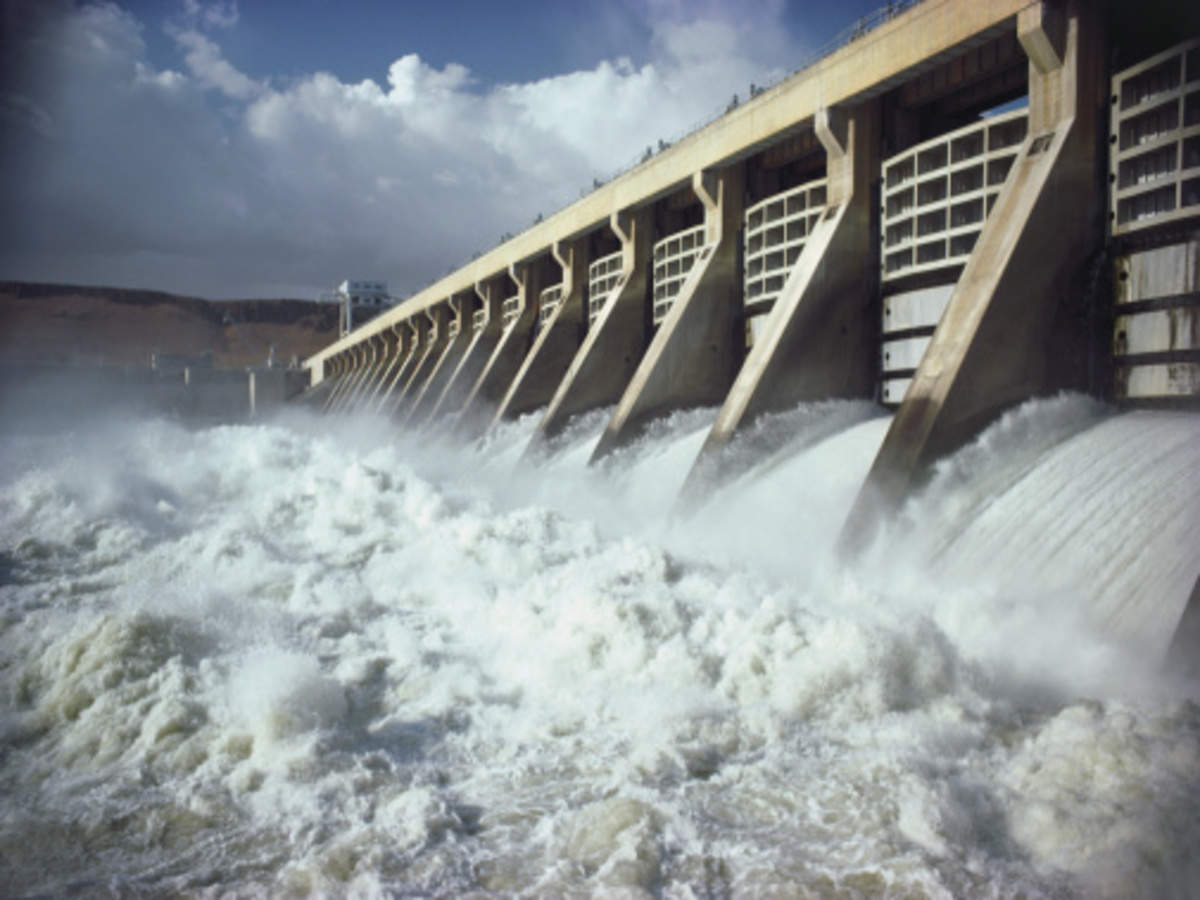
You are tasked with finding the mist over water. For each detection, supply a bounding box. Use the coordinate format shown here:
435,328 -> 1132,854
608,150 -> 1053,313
2,383 -> 1199,897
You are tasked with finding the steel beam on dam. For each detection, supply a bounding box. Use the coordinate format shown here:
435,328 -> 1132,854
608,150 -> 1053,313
302,1 -> 1200,655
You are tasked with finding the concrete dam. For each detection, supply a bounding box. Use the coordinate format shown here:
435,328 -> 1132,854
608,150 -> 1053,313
301,0 -> 1200,662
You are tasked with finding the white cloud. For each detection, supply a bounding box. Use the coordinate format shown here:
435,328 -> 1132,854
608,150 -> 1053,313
181,0 -> 239,30
170,27 -> 261,99
0,2 -> 806,300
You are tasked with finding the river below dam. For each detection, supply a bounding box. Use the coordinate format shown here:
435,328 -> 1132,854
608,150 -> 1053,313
1,390 -> 1198,897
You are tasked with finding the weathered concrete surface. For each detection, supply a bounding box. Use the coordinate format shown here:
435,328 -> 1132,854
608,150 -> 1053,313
681,102 -> 880,500
456,260 -> 547,437
1113,239 -> 1200,402
304,0 -> 1030,382
343,333 -> 388,412
530,208 -> 653,449
406,296 -> 474,426
184,366 -> 249,420
296,372 -> 338,409
839,1 -> 1106,553
1166,573 -> 1200,679
316,356 -> 346,411
590,165 -> 745,463
341,341 -> 381,412
353,329 -> 395,409
429,277 -> 507,422
491,239 -> 588,428
374,322 -> 419,411
362,325 -> 403,409
393,309 -> 451,422
249,367 -> 308,417
326,346 -> 366,413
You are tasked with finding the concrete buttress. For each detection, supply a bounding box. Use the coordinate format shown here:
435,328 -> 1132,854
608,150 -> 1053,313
377,320 -> 421,412
394,304 -> 450,419
330,344 -> 371,413
681,102 -> 880,500
345,334 -> 388,412
529,207 -> 653,451
365,325 -> 406,410
590,164 -> 746,463
456,260 -> 547,437
432,275 -> 508,424
839,0 -> 1106,553
406,294 -> 475,426
490,238 -> 589,430
321,351 -> 353,412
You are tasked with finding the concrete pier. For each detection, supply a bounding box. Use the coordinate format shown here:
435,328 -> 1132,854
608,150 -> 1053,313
590,165 -> 745,462
840,0 -> 1107,551
391,305 -> 448,418
377,320 -> 422,411
490,239 -> 589,429
406,294 -> 474,426
363,325 -> 405,410
428,278 -> 505,422
681,103 -> 880,498
456,260 -> 548,435
531,209 -> 652,449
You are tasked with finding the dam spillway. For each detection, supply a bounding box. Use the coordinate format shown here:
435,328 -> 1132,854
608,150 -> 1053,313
301,1 -> 1200,660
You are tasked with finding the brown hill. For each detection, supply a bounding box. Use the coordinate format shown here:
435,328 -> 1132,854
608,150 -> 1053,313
0,282 -> 338,369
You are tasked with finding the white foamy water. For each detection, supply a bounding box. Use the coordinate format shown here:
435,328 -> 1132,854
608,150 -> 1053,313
1,393 -> 1198,897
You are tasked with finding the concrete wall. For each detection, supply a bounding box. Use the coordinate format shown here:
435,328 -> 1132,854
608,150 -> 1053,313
530,208 -> 653,450
249,367 -> 308,417
590,165 -> 746,462
491,239 -> 589,428
840,0 -> 1108,552
406,295 -> 474,426
681,103 -> 880,499
428,277 -> 505,422
304,0 -> 1031,380
456,259 -> 549,436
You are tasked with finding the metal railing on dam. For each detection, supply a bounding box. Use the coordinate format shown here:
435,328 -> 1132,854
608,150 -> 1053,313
304,4 -> 1200,660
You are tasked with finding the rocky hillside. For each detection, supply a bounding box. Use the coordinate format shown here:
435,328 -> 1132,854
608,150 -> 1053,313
0,282 -> 338,369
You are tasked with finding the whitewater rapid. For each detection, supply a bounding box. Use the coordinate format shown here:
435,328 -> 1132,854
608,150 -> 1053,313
1,393 -> 1198,897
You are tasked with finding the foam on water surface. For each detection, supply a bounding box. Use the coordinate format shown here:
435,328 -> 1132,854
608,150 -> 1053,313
1,395 -> 1198,897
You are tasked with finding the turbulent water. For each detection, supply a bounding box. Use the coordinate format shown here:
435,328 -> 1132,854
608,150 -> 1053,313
1,389 -> 1199,898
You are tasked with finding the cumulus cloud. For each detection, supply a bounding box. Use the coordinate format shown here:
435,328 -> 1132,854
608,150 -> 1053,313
170,28 -> 261,99
0,1 -> 804,299
181,0 -> 239,30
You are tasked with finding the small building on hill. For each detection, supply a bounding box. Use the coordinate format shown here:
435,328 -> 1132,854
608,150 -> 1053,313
321,280 -> 393,336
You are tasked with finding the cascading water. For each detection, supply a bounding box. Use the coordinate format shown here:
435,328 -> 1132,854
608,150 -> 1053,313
1,387 -> 1197,897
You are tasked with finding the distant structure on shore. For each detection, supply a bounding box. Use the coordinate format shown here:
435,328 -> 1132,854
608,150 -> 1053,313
319,280 -> 394,336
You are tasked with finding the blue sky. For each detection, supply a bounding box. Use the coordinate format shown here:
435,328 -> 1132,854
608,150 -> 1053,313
0,0 -> 903,299
120,1 -> 887,86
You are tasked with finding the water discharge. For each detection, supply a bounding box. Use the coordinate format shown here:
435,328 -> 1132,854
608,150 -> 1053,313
1,391 -> 1198,897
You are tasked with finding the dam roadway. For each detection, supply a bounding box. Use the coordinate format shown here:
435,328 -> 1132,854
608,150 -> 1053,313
301,0 -> 1200,662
